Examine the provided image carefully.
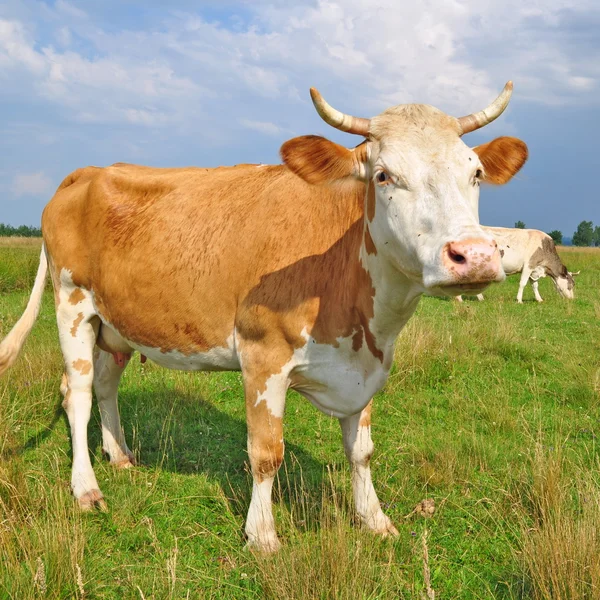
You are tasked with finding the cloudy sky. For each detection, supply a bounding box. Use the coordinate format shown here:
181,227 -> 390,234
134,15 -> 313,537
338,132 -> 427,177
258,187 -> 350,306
1,0 -> 599,237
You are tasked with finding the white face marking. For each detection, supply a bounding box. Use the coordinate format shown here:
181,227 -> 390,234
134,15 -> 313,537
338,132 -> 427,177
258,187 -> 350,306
366,114 -> 497,292
554,276 -> 574,299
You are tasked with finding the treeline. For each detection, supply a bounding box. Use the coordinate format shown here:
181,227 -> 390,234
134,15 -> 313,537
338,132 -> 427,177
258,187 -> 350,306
516,221 -> 600,247
0,223 -> 42,237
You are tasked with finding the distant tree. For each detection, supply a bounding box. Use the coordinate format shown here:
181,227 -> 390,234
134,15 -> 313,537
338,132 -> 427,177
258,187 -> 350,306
572,221 -> 594,247
594,226 -> 600,247
514,220 -> 526,229
0,223 -> 42,237
548,230 -> 563,245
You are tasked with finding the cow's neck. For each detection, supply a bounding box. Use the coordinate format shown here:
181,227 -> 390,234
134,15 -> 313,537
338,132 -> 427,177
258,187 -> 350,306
358,222 -> 423,354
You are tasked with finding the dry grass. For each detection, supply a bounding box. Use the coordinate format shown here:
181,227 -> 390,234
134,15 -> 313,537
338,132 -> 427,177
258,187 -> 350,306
556,246 -> 600,254
0,454 -> 88,599
513,444 -> 600,599
0,237 -> 42,248
252,469 -> 418,599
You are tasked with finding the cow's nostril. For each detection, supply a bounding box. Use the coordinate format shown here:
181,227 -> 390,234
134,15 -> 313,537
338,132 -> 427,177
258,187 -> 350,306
449,248 -> 466,264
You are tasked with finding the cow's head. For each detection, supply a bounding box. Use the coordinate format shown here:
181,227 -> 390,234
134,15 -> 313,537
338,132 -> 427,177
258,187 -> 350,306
281,83 -> 528,297
553,267 -> 576,299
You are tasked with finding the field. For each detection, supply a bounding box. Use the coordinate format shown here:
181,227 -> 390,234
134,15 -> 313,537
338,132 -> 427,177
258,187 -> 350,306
1,239 -> 599,599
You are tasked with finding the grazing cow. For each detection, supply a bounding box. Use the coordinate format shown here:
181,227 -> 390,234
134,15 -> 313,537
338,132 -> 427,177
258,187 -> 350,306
456,227 -> 576,303
0,83 -> 527,552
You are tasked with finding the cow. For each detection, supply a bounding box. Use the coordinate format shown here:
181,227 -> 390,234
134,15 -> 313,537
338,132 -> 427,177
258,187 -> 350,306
0,82 -> 527,552
456,227 -> 577,303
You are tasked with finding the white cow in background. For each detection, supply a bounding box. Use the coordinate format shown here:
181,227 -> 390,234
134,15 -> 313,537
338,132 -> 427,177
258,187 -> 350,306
456,227 -> 578,303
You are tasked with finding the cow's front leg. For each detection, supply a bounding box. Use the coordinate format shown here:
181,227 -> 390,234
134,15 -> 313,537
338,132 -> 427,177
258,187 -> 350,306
532,280 -> 543,302
243,372 -> 286,553
516,269 -> 532,303
340,401 -> 398,536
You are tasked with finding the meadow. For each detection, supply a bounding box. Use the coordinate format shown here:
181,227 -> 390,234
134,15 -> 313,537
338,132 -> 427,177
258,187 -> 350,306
0,238 -> 599,599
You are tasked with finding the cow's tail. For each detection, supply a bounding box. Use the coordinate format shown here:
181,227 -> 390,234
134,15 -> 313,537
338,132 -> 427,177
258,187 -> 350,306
0,245 -> 48,376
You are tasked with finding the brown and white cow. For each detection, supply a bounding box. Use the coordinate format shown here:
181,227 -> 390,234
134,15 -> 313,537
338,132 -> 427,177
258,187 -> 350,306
456,227 -> 576,303
0,83 -> 527,552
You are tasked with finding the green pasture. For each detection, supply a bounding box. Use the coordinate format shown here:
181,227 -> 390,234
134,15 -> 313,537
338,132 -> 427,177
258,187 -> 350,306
0,240 -> 599,599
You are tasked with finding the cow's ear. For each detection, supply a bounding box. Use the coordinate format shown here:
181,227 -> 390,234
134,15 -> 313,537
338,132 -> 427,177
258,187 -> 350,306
281,135 -> 368,184
473,136 -> 528,185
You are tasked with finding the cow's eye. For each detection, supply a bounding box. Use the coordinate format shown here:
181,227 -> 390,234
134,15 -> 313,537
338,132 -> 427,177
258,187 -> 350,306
475,169 -> 483,180
376,171 -> 389,184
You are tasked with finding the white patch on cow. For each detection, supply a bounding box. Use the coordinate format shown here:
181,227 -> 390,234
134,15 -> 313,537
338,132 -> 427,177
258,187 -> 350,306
254,370 -> 287,419
245,478 -> 280,552
284,328 -> 390,419
56,268 -> 103,502
554,276 -> 574,299
340,409 -> 398,535
529,266 -> 546,281
93,320 -> 240,371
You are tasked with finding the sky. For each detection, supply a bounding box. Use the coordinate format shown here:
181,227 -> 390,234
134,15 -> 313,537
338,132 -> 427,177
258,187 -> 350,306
0,0 -> 599,237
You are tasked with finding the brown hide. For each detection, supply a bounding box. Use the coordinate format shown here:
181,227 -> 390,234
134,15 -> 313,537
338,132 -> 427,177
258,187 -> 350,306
41,162 -> 378,360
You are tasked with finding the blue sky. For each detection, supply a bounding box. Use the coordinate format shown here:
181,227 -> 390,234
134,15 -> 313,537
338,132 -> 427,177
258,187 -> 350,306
1,0 -> 599,237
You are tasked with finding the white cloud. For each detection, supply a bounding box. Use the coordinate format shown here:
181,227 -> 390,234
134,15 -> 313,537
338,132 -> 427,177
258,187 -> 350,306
11,171 -> 54,198
239,118 -> 286,136
0,19 -> 46,73
0,1 -> 599,134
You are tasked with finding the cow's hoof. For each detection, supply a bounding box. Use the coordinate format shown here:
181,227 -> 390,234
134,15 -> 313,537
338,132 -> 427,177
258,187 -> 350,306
380,522 -> 400,537
103,448 -> 136,468
364,514 -> 399,537
245,535 -> 282,554
374,521 -> 399,538
113,456 -> 135,469
113,450 -> 136,469
78,489 -> 108,512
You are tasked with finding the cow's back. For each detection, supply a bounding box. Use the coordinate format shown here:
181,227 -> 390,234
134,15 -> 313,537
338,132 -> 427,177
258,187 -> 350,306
42,162 -> 365,355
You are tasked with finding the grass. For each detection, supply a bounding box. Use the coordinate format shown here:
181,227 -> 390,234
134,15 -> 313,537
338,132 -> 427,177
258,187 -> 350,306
0,240 -> 599,598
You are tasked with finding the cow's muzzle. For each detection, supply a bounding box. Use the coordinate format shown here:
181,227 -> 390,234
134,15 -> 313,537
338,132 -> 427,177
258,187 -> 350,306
434,237 -> 504,294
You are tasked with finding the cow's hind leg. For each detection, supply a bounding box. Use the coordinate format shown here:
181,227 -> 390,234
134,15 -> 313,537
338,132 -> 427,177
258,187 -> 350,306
93,348 -> 135,468
243,370 -> 287,553
56,288 -> 105,510
340,400 -> 398,536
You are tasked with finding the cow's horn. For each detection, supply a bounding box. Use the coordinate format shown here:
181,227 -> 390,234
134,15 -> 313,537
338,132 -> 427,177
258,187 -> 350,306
457,81 -> 513,135
310,88 -> 370,137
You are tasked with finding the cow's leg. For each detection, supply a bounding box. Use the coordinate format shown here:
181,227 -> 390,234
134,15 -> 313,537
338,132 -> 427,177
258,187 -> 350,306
477,294 -> 484,301
340,401 -> 398,536
516,269 -> 532,303
93,348 -> 135,468
243,372 -> 286,553
532,280 -> 543,303
455,295 -> 463,302
57,299 -> 105,510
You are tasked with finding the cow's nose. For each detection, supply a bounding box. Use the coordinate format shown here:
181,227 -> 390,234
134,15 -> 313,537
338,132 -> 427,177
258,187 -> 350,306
442,238 -> 502,282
